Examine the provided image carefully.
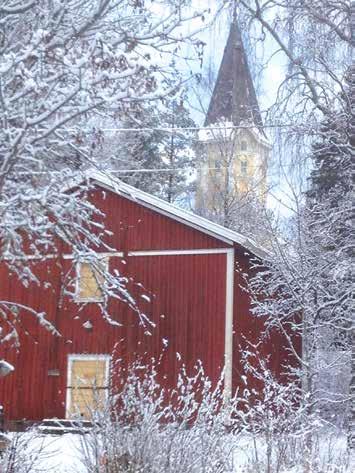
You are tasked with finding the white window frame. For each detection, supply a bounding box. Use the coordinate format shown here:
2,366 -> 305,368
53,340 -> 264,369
74,253 -> 110,302
66,354 -> 111,418
71,251 -> 124,303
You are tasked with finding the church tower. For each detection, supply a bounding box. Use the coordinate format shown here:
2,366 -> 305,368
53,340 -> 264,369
195,17 -> 270,227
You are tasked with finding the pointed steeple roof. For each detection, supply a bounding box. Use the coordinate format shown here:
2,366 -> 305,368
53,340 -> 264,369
205,19 -> 263,131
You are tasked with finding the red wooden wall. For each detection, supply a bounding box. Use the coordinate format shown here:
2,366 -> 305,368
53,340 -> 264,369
0,187 -> 231,421
232,248 -> 300,395
0,186 -> 292,421
81,187 -> 229,252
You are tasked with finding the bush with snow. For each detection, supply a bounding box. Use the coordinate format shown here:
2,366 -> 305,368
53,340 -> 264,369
76,359 -> 352,473
78,360 -> 237,473
0,429 -> 57,473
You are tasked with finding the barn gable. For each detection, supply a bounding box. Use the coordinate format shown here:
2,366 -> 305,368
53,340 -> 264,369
0,171 -> 279,424
85,186 -> 232,252
79,170 -> 267,257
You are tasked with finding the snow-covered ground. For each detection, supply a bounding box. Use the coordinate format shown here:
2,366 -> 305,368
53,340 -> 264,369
3,430 -> 354,472
2,432 -> 85,473
33,434 -> 85,473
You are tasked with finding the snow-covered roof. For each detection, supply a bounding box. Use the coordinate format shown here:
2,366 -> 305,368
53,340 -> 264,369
198,121 -> 272,149
80,170 -> 267,259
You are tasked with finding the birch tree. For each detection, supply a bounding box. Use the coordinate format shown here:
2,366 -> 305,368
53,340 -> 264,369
248,192 -> 352,467
235,0 -> 352,119
218,0 -> 355,450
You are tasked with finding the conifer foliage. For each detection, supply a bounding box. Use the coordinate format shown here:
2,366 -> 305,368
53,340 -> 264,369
307,69 -> 355,207
104,98 -> 196,204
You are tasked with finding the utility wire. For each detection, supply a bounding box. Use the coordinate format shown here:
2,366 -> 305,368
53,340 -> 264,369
61,122 -> 316,133
17,163 -> 301,177
101,163 -> 298,173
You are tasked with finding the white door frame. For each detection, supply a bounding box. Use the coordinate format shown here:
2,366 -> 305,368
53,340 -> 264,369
66,354 -> 111,418
128,248 -> 235,399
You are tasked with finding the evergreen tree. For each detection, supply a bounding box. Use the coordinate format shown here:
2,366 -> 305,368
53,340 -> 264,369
307,69 -> 354,207
305,55 -> 354,445
104,98 -> 196,204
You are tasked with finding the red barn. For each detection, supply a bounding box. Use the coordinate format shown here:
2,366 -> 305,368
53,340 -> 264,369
0,171 -> 289,425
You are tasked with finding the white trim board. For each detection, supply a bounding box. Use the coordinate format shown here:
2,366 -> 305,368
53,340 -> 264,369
0,252 -> 125,262
63,251 -> 124,260
128,248 -> 231,257
224,248 -> 235,400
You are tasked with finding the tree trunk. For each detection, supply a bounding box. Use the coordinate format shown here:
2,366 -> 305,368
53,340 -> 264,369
348,2 -> 355,450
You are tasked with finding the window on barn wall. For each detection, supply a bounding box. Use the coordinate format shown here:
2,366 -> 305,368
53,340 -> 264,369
75,258 -> 108,302
66,355 -> 110,419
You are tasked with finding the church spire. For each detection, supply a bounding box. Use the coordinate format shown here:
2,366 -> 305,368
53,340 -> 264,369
204,18 -> 263,132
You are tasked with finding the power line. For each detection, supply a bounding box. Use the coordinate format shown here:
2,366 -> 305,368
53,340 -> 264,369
16,163 -> 303,178
103,164 -> 299,174
60,122 -> 316,134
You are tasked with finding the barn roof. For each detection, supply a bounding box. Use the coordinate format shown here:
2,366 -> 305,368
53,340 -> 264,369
80,170 -> 267,259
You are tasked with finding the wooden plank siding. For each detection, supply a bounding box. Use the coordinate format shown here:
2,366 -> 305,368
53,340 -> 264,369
0,187 -> 233,421
232,248 -> 300,395
0,253 -> 227,420
84,188 -> 233,252
0,185 -> 293,422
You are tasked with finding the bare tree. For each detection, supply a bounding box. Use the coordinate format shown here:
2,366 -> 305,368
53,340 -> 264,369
214,0 -> 355,452
247,189 -> 353,469
236,0 -> 352,119
195,122 -> 273,245
0,1 -> 208,354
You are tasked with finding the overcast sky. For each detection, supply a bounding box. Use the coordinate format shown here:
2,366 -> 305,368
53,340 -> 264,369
177,1 -> 286,125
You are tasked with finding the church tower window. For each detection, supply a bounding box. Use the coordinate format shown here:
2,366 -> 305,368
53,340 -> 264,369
241,161 -> 248,175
